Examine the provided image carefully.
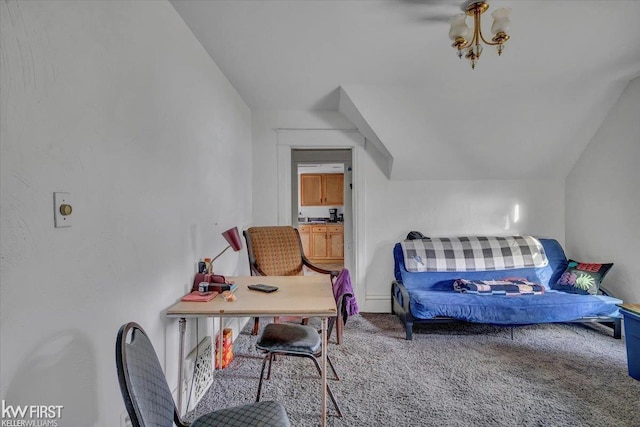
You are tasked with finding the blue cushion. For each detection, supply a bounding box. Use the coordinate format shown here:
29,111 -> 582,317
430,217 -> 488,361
407,289 -> 621,324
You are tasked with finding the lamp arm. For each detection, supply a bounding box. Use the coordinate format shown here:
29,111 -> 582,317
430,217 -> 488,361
210,245 -> 231,264
477,26 -> 502,46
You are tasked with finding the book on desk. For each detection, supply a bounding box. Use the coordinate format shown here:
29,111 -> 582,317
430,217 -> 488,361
181,291 -> 219,302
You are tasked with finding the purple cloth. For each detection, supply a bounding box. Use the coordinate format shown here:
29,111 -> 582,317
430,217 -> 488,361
333,268 -> 359,318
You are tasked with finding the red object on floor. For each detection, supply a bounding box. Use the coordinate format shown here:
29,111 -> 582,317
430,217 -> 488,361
215,328 -> 233,369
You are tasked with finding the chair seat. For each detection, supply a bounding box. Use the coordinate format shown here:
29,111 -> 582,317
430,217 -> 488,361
256,323 -> 321,355
191,401 -> 290,427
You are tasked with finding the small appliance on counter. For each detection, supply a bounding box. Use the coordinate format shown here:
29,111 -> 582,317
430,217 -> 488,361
329,208 -> 338,222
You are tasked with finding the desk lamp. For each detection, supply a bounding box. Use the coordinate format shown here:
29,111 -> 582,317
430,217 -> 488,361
207,226 -> 243,273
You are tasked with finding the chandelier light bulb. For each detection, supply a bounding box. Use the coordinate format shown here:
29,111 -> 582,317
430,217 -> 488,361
449,14 -> 470,41
491,7 -> 511,35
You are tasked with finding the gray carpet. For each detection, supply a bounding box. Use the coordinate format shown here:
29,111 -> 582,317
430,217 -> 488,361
188,314 -> 640,427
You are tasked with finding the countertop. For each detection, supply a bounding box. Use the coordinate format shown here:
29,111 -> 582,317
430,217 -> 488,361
300,221 -> 344,225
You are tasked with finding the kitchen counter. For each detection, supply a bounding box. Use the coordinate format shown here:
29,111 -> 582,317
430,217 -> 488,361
305,221 -> 344,224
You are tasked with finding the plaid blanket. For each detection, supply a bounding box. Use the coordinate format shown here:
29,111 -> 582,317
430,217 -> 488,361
453,278 -> 545,295
401,236 -> 548,272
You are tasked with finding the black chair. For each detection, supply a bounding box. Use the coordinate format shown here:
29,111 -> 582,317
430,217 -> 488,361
255,323 -> 343,417
116,322 -> 291,427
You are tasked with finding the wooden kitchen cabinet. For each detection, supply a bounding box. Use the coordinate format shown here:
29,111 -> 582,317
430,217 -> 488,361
311,226 -> 328,259
327,225 -> 344,259
323,174 -> 344,205
300,174 -> 323,206
297,224 -> 343,263
300,173 -> 344,206
298,224 -> 311,256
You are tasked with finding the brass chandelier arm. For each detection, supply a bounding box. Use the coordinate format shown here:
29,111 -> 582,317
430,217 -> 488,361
473,6 -> 501,47
477,26 -> 503,46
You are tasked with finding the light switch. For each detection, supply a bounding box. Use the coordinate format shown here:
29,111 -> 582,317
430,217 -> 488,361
54,192 -> 72,228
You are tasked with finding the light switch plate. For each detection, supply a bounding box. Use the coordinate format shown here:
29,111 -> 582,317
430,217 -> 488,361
53,192 -> 72,228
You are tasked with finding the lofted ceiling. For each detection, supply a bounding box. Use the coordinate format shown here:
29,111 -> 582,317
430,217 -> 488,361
170,0 -> 640,180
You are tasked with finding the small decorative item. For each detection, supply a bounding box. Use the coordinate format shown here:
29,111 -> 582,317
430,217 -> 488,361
215,328 -> 234,369
222,290 -> 236,302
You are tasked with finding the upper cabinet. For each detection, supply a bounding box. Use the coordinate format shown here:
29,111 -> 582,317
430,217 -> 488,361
300,173 -> 344,206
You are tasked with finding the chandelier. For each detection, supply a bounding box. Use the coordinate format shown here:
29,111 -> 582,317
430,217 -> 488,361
448,1 -> 511,69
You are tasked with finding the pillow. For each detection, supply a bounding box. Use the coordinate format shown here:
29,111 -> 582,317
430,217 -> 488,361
553,259 -> 613,295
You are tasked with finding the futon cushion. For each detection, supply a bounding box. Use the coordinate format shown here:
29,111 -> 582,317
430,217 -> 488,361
553,259 -> 613,295
401,236 -> 548,272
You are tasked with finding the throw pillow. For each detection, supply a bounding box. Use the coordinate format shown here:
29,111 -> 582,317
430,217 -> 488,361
554,259 -> 613,295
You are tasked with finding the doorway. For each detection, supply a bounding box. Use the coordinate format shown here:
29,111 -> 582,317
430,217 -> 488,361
291,149 -> 353,273
275,129 -> 364,303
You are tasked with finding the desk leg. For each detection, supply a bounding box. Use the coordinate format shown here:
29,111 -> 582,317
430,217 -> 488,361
217,317 -> 224,371
321,316 -> 327,427
177,317 -> 186,415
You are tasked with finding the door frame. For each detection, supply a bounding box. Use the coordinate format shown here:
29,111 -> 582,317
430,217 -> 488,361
276,129 -> 365,300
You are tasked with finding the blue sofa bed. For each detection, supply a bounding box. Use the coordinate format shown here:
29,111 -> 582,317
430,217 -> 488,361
391,236 -> 622,340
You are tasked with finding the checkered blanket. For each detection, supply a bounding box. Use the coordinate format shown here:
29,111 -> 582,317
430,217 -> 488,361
453,278 -> 545,295
401,236 -> 548,272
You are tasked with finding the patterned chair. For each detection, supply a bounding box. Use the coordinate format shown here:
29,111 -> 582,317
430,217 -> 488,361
243,226 -> 339,335
116,322 -> 291,427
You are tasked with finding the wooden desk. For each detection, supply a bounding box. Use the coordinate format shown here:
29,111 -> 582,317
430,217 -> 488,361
619,303 -> 640,315
167,275 -> 337,426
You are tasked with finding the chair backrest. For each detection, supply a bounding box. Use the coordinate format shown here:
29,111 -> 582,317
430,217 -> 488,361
116,322 -> 182,427
244,226 -> 305,276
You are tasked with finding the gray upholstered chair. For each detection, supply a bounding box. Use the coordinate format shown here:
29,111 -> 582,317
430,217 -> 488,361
255,323 -> 343,417
116,322 -> 291,427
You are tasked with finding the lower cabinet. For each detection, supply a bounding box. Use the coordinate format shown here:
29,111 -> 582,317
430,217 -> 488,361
299,225 -> 311,256
297,224 -> 343,263
327,226 -> 344,259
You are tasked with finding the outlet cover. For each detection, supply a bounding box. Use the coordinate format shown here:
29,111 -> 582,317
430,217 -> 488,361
53,192 -> 72,228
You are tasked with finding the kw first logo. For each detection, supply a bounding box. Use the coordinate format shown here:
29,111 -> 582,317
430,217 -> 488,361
1,401 -> 63,426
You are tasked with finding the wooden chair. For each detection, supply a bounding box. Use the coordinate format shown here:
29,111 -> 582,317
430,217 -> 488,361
243,226 -> 339,335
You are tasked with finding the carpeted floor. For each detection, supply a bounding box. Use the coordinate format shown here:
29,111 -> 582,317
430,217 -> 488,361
188,314 -> 640,427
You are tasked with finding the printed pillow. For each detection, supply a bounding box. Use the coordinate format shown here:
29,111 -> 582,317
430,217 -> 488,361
554,259 -> 613,295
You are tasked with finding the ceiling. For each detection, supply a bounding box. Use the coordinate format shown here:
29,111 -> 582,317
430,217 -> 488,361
171,0 -> 640,180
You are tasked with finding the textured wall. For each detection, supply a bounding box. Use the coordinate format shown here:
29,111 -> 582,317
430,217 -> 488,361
0,1 -> 251,425
566,77 -> 640,304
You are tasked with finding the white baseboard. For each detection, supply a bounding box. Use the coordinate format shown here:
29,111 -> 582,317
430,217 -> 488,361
364,294 -> 391,313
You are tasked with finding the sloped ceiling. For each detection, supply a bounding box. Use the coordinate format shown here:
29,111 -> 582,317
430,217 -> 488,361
171,0 -> 640,180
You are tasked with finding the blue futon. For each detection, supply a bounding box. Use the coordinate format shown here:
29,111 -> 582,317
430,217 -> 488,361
391,236 -> 621,340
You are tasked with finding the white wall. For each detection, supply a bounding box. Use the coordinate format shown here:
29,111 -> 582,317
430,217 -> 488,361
0,1 -> 251,426
361,169 -> 565,311
251,110 -> 356,225
566,77 -> 640,304
252,112 -> 566,312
